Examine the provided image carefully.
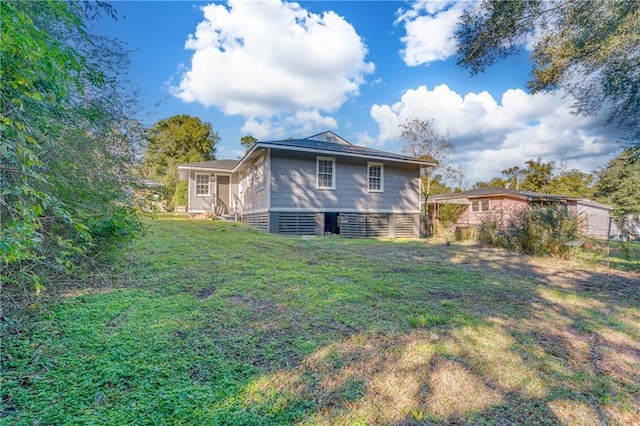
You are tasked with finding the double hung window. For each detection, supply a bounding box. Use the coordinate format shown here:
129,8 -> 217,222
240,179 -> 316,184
195,173 -> 210,196
367,162 -> 383,192
316,157 -> 335,190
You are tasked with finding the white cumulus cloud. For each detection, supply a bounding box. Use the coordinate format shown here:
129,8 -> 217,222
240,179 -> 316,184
396,1 -> 471,66
171,0 -> 374,135
369,84 -> 622,184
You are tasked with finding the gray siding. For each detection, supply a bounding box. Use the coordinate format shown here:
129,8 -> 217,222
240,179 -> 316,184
576,202 -> 616,239
189,170 -> 213,212
270,149 -> 420,213
188,171 -> 238,213
230,173 -> 239,204
236,152 -> 268,214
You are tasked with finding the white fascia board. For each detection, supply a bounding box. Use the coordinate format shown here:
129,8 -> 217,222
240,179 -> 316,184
232,145 -> 263,172
177,166 -> 233,173
178,166 -> 234,181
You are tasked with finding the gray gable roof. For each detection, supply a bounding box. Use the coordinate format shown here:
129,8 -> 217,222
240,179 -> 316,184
306,131 -> 352,145
178,159 -> 239,170
178,131 -> 436,175
255,136 -> 435,166
429,187 -> 614,210
429,187 -> 576,202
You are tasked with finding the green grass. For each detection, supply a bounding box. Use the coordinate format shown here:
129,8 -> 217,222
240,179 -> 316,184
606,240 -> 640,271
2,217 -> 639,424
576,239 -> 640,271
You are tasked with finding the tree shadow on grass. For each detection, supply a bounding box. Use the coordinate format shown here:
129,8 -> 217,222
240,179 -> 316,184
183,238 -> 640,424
4,222 -> 638,424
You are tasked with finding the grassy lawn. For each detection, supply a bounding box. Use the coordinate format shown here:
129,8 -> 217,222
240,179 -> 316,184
575,238 -> 640,272
2,216 -> 639,425
604,240 -> 640,271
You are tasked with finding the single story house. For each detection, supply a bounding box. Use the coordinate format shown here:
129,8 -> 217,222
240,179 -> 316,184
178,131 -> 435,238
427,187 -> 618,239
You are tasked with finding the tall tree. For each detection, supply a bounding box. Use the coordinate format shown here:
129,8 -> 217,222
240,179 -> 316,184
399,118 -> 456,224
429,174 -> 453,196
594,148 -> 640,216
1,1 -> 143,295
143,115 -> 219,202
548,169 -> 595,198
501,166 -> 524,189
473,158 -> 596,198
520,158 -> 555,192
456,0 -> 640,144
473,177 -> 509,189
240,135 -> 258,154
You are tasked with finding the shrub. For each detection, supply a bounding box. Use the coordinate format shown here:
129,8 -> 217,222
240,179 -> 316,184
1,2 -> 143,301
438,204 -> 467,229
172,181 -> 188,207
479,205 -> 580,258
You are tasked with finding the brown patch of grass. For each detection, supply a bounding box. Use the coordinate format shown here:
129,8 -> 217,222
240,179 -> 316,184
425,357 -> 503,421
593,330 -> 640,386
548,399 -> 600,426
452,325 -> 548,397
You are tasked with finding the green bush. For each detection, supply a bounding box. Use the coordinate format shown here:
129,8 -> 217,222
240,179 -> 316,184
172,181 -> 188,207
1,2 -> 143,300
479,205 -> 580,258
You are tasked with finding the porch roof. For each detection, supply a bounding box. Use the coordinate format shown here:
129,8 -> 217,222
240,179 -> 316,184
177,159 -> 239,180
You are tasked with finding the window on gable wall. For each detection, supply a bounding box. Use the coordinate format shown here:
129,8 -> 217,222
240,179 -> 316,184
471,199 -> 490,212
254,156 -> 264,192
316,157 -> 335,189
368,162 -> 383,192
195,173 -> 210,196
239,170 -> 244,193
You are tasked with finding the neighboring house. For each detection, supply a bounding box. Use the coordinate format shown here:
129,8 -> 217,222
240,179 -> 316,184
427,187 -> 619,239
178,131 -> 435,238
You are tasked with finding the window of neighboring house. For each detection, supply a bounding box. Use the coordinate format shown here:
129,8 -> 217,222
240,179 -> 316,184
471,199 -> 490,212
195,173 -> 210,196
368,162 -> 383,192
254,156 -> 265,192
316,157 -> 336,189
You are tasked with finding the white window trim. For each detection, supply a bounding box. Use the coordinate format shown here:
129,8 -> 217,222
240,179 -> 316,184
254,156 -> 265,192
194,173 -> 210,197
471,199 -> 490,213
316,156 -> 336,190
367,162 -> 384,193
239,170 -> 244,193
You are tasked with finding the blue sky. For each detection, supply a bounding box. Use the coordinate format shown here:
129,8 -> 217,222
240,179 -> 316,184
95,0 -> 623,184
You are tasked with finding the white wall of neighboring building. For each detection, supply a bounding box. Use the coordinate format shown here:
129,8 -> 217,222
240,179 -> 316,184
575,200 -> 618,239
